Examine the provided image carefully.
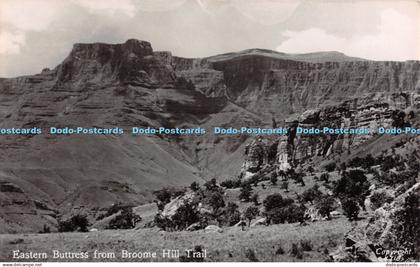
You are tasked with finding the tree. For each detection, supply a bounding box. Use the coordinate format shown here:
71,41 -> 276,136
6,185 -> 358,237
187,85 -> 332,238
251,193 -> 259,206
208,191 -> 225,213
171,201 -> 199,230
58,214 -> 89,232
221,202 -> 241,226
341,198 -> 360,221
190,182 -> 200,192
154,188 -> 172,210
334,169 -> 370,210
307,166 -> 314,175
204,178 -> 218,192
339,162 -> 347,173
270,173 -> 278,185
320,173 -> 330,183
239,183 -> 253,202
108,208 -> 142,229
315,195 -> 335,219
302,184 -> 321,204
391,193 -> 420,259
324,162 -> 336,172
263,193 -> 284,211
244,206 -> 259,226
281,181 -> 289,192
369,191 -> 393,210
220,179 -> 241,189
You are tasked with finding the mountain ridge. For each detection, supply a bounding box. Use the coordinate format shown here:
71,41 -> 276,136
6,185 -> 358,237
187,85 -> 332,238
0,39 -> 419,233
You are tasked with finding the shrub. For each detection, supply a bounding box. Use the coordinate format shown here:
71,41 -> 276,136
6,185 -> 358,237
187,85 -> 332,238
263,194 -> 304,224
302,184 -> 321,204
270,173 -> 278,185
208,191 -> 225,212
334,169 -> 370,209
281,181 -> 289,192
290,243 -> 300,257
324,162 -> 336,172
320,173 -> 330,183
220,202 -> 241,226
239,183 -> 253,202
39,224 -> 50,234
171,201 -> 199,230
204,178 -> 219,192
220,179 -> 241,189
315,195 -> 335,219
58,214 -> 89,232
153,214 -> 174,230
341,198 -> 360,221
300,240 -> 313,251
245,249 -> 259,262
190,182 -> 200,192
108,208 -> 141,229
244,206 -> 259,226
370,191 -> 393,210
251,193 -> 259,206
391,193 -> 419,259
263,193 -> 284,211
275,244 -> 285,255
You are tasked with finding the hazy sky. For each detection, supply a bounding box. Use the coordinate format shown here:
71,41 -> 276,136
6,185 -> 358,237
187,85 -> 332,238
0,0 -> 419,77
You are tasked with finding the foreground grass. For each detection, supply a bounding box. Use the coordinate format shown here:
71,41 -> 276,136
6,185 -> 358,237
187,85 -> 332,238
0,217 -> 355,262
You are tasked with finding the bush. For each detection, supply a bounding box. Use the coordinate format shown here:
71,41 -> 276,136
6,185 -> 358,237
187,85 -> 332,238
244,206 -> 259,226
275,244 -> 285,255
108,208 -> 141,229
239,183 -> 253,202
320,173 -> 330,183
171,201 -> 200,230
270,173 -> 278,185
334,169 -> 370,209
369,191 -> 393,210
220,202 -> 241,226
207,191 -> 225,212
263,194 -> 304,224
204,178 -> 219,192
153,214 -> 174,230
281,181 -> 289,192
300,240 -> 313,251
263,193 -> 284,211
324,162 -> 336,172
251,193 -> 259,206
58,214 -> 89,232
220,179 -> 241,189
341,198 -> 360,221
302,184 -> 321,204
39,224 -> 50,234
190,182 -> 200,192
391,193 -> 419,259
315,195 -> 335,219
245,249 -> 259,262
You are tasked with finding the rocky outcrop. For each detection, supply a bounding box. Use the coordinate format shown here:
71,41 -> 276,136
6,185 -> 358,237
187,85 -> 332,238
330,183 -> 420,262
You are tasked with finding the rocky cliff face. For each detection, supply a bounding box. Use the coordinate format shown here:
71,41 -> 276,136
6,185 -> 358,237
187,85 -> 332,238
0,39 -> 419,233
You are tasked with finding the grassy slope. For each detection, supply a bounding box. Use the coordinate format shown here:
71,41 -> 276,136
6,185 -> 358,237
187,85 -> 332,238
0,217 -> 356,262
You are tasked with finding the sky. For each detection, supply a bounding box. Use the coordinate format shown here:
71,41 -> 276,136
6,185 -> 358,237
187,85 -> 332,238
0,0 -> 419,77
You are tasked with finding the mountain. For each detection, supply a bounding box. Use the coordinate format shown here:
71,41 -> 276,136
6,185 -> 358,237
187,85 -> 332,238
0,39 -> 419,233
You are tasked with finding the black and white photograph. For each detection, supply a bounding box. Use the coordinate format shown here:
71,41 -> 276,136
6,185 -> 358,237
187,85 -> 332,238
0,0 -> 419,265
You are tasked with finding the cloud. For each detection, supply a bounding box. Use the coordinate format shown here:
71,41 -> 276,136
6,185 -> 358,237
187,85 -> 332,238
0,0 -> 63,31
197,0 -> 301,25
0,32 -> 25,54
71,0 -> 136,17
276,9 -> 419,61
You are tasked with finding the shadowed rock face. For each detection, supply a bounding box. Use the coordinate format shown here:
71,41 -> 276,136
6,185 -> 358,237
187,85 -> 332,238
0,39 -> 419,233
